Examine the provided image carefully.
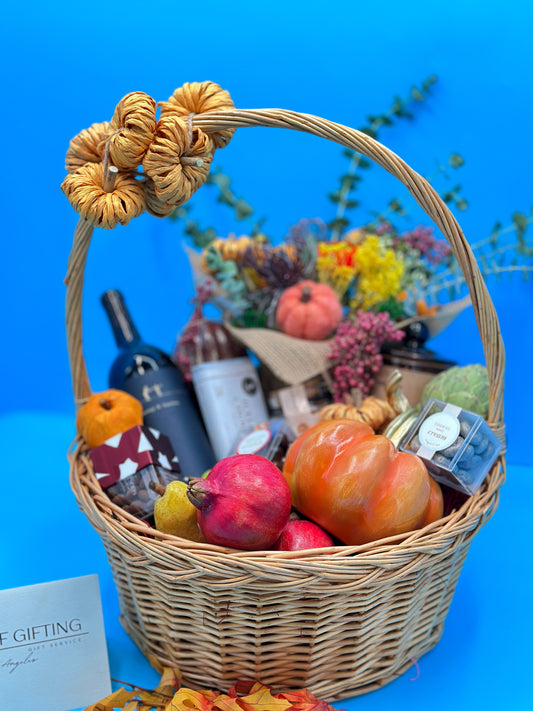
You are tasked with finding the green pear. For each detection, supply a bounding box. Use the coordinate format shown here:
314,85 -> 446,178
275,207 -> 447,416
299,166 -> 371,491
150,480 -> 205,542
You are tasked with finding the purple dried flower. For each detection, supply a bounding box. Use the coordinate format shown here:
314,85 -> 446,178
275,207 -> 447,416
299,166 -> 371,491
395,225 -> 452,264
241,244 -> 305,289
375,220 -> 394,235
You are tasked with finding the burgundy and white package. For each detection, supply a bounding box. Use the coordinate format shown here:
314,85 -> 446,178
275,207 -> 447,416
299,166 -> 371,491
90,425 -> 181,520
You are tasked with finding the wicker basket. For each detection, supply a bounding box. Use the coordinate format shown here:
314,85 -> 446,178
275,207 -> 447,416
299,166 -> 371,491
66,105 -> 506,701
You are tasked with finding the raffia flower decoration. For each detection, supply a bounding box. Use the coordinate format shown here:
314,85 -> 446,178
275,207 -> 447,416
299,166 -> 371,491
143,177 -> 175,218
142,115 -> 214,208
65,121 -> 112,173
106,91 -> 157,170
62,82 -> 234,228
160,81 -> 235,149
61,162 -> 145,229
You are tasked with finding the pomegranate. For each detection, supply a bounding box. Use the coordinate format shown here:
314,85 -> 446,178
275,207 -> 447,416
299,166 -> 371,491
273,519 -> 335,551
186,454 -> 291,550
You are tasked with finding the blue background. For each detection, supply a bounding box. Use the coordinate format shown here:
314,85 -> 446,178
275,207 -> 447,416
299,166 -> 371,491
1,1 -> 532,709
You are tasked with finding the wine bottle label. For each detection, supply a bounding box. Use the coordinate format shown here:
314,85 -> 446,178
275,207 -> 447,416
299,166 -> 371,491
124,369 -> 183,415
191,357 -> 269,460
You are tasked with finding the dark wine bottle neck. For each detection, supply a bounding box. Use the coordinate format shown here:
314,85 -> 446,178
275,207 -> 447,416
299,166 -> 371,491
101,290 -> 141,348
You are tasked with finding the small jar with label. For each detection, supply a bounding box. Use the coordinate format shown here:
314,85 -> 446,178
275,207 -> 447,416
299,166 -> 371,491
372,322 -> 456,405
90,425 -> 181,521
399,398 -> 503,495
229,419 -> 296,471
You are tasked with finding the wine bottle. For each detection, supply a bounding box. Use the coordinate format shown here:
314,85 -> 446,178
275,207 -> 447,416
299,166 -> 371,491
101,289 -> 216,481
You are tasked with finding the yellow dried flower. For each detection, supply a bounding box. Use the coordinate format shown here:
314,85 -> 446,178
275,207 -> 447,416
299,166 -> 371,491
349,235 -> 404,310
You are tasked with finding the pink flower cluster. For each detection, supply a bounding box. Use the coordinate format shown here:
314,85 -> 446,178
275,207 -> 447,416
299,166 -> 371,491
327,311 -> 404,402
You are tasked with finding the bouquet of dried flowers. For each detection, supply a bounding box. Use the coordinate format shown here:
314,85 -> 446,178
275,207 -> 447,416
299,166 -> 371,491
183,214 -> 457,399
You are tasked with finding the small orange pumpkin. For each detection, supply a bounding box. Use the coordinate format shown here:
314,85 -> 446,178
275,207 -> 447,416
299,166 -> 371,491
275,280 -> 343,340
76,389 -> 143,448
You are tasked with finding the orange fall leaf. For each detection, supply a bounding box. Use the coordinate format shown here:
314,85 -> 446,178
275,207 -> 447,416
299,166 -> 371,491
83,687 -> 137,710
168,687 -> 216,710
84,669 -> 343,711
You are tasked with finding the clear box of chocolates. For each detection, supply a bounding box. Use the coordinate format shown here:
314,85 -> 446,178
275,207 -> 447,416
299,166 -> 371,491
399,398 -> 503,495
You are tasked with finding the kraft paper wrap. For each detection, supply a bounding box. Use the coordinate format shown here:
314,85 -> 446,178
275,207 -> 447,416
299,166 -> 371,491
224,324 -> 333,386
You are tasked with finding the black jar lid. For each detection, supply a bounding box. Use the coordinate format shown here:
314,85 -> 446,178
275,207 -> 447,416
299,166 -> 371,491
382,321 -> 456,374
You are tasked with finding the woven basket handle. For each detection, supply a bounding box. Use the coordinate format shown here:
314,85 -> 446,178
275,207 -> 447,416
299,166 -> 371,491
65,107 -> 505,432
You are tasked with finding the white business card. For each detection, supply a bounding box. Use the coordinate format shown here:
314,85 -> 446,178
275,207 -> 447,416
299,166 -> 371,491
0,574 -> 111,711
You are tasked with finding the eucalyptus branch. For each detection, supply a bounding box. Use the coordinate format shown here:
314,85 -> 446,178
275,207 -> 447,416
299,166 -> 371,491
371,156 -> 467,225
329,75 -> 438,240
483,264 -> 533,275
436,241 -> 532,281
467,213 -> 533,254
169,167 -> 265,248
330,152 -> 365,240
427,264 -> 533,300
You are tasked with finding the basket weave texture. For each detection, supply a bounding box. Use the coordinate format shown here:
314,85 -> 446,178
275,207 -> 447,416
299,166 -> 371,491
66,105 -> 506,701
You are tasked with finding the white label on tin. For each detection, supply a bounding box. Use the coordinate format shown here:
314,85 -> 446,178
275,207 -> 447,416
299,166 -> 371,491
418,411 -> 460,451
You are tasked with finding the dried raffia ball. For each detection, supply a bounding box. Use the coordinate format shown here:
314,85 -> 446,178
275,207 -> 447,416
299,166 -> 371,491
61,162 -> 145,229
143,177 -> 175,218
159,81 -> 235,149
65,120 -> 112,173
106,91 -> 157,170
142,115 -> 214,208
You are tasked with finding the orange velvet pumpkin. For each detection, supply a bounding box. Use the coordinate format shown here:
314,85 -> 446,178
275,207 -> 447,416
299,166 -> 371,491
76,389 -> 143,448
275,280 -> 343,340
283,419 -> 443,545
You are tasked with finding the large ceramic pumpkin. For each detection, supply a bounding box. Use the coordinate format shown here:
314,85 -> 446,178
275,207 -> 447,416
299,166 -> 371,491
283,418 -> 443,545
275,280 -> 342,340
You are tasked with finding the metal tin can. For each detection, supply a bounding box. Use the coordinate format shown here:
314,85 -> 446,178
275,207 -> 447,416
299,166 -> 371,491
191,356 -> 269,460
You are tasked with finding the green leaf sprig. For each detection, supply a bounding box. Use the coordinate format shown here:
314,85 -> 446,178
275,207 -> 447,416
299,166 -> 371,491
169,168 -> 266,249
372,152 -> 468,225
425,207 -> 533,300
203,245 -> 250,312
